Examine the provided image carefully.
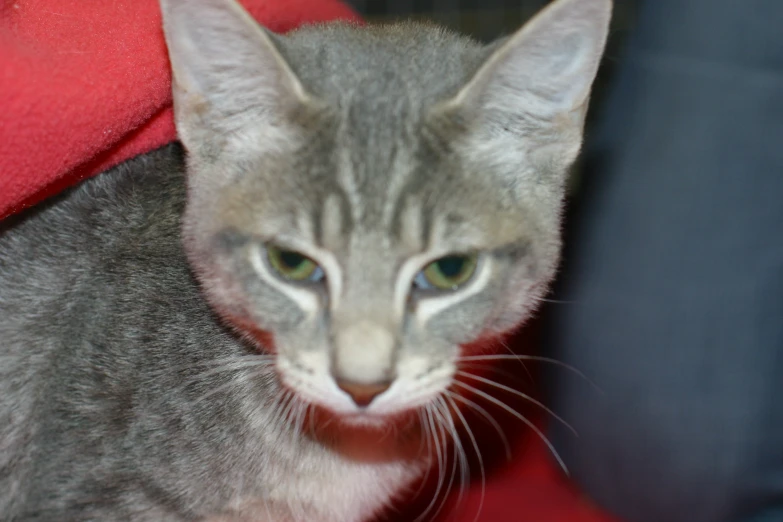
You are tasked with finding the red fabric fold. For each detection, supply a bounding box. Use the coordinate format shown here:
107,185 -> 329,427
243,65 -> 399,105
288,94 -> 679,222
0,0 -> 359,218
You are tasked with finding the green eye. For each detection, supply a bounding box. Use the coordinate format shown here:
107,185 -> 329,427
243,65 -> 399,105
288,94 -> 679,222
267,245 -> 324,282
415,254 -> 478,291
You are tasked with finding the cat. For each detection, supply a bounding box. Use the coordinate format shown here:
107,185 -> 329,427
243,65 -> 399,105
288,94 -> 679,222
0,0 -> 611,520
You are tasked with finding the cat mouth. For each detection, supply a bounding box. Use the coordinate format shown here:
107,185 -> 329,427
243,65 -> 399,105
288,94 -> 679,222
301,404 -> 428,462
313,400 -> 423,429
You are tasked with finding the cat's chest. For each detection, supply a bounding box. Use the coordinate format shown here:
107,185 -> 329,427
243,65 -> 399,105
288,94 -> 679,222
207,440 -> 423,522
272,456 -> 418,522
216,452 -> 421,522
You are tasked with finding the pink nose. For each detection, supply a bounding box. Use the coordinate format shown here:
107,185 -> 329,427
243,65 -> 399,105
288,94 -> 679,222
336,379 -> 392,407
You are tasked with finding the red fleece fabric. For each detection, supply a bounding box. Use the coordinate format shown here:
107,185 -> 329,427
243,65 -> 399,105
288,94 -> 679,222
0,2 -> 618,521
0,0 -> 359,218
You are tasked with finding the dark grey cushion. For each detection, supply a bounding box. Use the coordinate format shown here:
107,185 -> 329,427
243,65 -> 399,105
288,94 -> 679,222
546,1 -> 783,521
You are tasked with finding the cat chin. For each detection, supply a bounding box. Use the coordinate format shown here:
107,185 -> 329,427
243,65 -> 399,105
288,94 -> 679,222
300,404 -> 429,463
336,412 -> 395,428
314,402 -> 421,431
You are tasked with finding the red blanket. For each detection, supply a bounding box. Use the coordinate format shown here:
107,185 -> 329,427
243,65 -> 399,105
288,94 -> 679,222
0,1 -> 617,521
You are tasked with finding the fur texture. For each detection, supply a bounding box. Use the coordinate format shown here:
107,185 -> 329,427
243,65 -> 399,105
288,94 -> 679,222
0,0 -> 611,519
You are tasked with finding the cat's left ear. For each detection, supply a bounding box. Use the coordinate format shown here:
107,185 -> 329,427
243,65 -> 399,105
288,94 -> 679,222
437,0 -> 612,166
159,0 -> 314,154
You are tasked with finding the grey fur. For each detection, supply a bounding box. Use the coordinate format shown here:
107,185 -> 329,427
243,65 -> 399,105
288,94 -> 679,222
0,0 -> 610,519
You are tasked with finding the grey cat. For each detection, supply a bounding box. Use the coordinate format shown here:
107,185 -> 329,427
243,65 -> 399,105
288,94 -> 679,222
0,0 -> 611,520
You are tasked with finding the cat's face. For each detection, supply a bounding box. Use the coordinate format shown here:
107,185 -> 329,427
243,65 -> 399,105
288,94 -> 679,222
160,0 -> 610,423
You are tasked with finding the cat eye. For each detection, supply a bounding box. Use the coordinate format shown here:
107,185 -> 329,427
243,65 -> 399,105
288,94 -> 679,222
266,245 -> 324,283
413,253 -> 478,291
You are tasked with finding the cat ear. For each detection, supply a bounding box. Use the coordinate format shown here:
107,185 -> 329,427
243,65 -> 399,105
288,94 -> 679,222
159,0 -> 313,152
439,0 -> 611,162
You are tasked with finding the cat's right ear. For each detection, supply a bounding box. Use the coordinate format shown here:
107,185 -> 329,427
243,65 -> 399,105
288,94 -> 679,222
435,0 -> 612,170
159,0 -> 313,154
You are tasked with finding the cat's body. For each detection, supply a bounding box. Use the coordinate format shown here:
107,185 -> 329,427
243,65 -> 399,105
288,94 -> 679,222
0,145 -> 417,521
0,0 -> 611,520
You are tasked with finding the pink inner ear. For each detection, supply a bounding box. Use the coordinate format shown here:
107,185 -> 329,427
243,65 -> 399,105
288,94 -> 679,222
446,0 -> 609,122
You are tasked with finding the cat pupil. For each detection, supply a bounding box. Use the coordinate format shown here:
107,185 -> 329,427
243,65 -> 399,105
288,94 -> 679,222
437,256 -> 465,278
280,251 -> 305,269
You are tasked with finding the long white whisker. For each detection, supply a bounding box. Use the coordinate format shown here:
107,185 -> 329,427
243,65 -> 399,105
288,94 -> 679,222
497,339 -> 534,383
429,399 -> 460,522
446,390 -> 512,461
437,398 -> 466,503
293,400 -> 307,441
438,396 -> 469,514
276,391 -> 299,440
189,378 -> 241,407
411,409 -> 435,500
534,297 -> 576,304
453,380 -> 569,476
185,359 -> 276,384
161,358 -> 276,411
459,362 -> 529,388
307,402 -> 317,437
457,354 -> 601,393
456,370 -> 577,437
167,356 -> 276,381
447,394 -> 485,522
414,406 -> 446,522
266,389 -> 287,433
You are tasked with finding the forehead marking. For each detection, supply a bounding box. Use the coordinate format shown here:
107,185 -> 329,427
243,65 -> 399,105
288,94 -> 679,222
319,192 -> 348,251
395,193 -> 428,254
336,127 -> 362,223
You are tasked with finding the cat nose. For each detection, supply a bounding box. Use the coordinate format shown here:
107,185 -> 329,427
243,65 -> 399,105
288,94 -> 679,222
335,378 -> 392,407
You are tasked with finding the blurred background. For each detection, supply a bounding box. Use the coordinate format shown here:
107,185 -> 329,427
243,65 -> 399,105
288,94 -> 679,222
344,0 -> 635,44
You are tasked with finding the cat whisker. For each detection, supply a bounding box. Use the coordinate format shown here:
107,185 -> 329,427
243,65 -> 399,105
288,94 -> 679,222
414,405 -> 447,522
263,497 -> 274,522
534,297 -> 576,304
189,376 -> 244,408
452,380 -> 569,476
446,393 -> 486,522
263,387 -> 281,429
445,390 -> 512,462
429,404 -> 448,516
416,409 -> 429,459
437,409 -> 459,522
267,392 -> 283,433
164,355 -> 276,378
274,391 -> 296,435
411,410 -> 435,501
293,398 -> 307,441
458,362 -> 529,388
426,398 -> 460,522
181,358 -> 276,383
438,396 -> 470,516
307,402 -> 317,437
377,419 -> 399,444
317,410 -> 336,432
497,339 -> 535,382
456,354 -> 601,393
164,357 -> 276,402
282,395 -> 295,437
157,360 -> 275,413
456,370 -> 577,437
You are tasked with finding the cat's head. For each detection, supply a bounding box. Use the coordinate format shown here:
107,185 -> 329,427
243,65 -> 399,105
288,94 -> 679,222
160,0 -> 610,424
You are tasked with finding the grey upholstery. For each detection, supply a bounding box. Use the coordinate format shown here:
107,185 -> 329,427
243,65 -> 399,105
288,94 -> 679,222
546,1 -> 783,521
